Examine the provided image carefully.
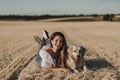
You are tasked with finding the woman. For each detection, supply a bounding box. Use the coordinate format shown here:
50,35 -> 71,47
35,30 -> 69,72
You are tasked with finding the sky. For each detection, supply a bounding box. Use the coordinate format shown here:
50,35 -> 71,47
0,0 -> 120,15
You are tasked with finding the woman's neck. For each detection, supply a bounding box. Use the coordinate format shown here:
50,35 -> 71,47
52,48 -> 58,54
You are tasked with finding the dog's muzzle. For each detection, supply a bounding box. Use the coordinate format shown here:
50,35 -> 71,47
72,56 -> 81,64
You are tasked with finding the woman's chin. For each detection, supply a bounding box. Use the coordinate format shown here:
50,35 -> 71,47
55,46 -> 61,50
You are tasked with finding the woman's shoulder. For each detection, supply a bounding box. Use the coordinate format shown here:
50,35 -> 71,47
39,48 -> 49,55
39,47 -> 52,59
42,44 -> 51,50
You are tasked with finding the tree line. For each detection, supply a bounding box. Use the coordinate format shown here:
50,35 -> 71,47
0,14 -> 119,21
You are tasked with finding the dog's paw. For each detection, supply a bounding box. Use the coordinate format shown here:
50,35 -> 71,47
73,69 -> 79,74
83,65 -> 88,72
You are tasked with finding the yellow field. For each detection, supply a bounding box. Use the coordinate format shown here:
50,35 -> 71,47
0,21 -> 120,80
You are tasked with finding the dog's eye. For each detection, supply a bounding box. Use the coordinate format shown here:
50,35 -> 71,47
73,50 -> 76,52
79,50 -> 82,53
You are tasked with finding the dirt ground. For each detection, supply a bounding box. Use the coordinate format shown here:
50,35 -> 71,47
0,21 -> 120,80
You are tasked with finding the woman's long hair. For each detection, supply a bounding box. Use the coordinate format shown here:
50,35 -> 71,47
50,32 -> 68,68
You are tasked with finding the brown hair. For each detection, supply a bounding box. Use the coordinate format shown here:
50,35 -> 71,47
50,32 -> 68,68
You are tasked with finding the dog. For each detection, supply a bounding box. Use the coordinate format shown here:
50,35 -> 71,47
66,45 -> 87,74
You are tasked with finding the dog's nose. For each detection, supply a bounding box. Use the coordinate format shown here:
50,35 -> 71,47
77,55 -> 80,58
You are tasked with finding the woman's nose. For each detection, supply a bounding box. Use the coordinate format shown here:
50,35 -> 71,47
57,41 -> 62,45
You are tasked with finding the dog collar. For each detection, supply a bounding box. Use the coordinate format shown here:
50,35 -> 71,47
72,56 -> 81,64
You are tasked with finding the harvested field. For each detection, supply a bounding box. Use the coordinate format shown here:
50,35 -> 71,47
0,21 -> 120,80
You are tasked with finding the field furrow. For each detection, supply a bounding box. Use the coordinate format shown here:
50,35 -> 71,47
0,43 -> 37,80
0,39 -> 34,71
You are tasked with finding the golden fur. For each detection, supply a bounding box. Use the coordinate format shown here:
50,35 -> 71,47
66,45 -> 87,73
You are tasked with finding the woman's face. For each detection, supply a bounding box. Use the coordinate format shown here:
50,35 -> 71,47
51,35 -> 63,50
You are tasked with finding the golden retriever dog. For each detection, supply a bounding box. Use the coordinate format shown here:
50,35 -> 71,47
66,45 -> 87,74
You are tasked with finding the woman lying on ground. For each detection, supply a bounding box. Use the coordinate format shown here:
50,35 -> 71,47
34,30 -> 69,72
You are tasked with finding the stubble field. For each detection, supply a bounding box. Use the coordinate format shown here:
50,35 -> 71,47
0,20 -> 120,80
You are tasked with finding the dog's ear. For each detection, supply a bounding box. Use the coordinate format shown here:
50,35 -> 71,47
80,46 -> 86,57
67,46 -> 73,55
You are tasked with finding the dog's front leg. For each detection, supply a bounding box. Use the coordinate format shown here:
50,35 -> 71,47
72,68 -> 79,74
83,61 -> 88,72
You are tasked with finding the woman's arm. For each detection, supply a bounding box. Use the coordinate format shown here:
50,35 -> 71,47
47,68 -> 70,72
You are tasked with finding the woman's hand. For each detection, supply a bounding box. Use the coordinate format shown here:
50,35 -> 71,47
60,68 -> 70,73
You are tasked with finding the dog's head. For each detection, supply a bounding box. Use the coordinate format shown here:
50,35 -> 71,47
67,45 -> 86,64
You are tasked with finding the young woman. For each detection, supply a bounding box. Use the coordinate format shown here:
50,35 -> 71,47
35,30 -> 69,72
